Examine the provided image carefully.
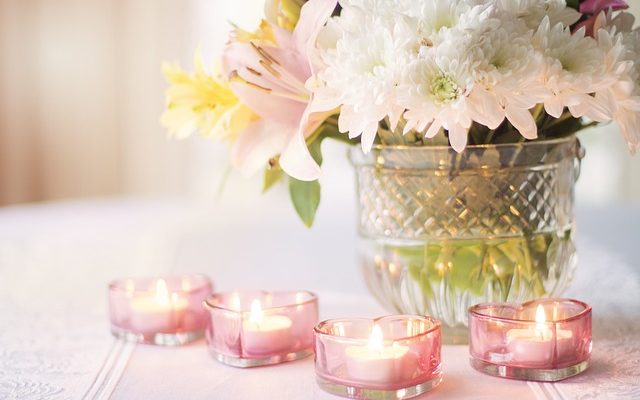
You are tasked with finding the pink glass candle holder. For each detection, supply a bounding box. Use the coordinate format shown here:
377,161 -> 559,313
314,315 -> 442,400
204,290 -> 318,367
469,298 -> 592,382
108,274 -> 213,346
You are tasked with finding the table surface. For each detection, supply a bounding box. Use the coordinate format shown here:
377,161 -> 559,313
1,197 -> 639,400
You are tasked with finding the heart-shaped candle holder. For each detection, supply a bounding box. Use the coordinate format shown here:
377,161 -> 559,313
314,315 -> 442,400
108,274 -> 214,346
203,290 -> 318,367
469,298 -> 592,382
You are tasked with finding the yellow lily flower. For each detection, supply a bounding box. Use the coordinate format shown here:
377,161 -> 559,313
265,0 -> 304,32
161,50 -> 257,141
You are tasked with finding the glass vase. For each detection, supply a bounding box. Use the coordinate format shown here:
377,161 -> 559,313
351,136 -> 584,344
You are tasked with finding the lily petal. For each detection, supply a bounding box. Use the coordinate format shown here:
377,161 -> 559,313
232,119 -> 292,177
293,0 -> 338,58
222,42 -> 309,124
280,110 -> 328,181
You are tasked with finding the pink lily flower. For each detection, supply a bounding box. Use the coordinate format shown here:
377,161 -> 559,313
222,0 -> 338,181
577,0 -> 629,36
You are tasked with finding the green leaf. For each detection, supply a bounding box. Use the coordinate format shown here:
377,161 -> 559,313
449,243 -> 485,295
289,178 -> 321,228
281,123 -> 331,228
308,138 -> 324,166
263,168 -> 283,193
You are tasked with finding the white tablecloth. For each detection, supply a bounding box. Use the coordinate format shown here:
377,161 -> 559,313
0,197 -> 639,400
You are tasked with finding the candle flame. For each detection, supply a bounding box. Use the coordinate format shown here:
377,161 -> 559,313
535,304 -> 546,331
388,263 -> 397,275
250,299 -> 263,324
368,324 -> 384,353
155,279 -> 169,305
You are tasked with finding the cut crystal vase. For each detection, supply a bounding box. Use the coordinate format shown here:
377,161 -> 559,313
351,136 -> 584,343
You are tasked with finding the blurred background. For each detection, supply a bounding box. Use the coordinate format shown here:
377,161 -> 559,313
0,0 -> 639,213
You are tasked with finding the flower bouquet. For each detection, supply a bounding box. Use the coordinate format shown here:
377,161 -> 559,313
162,0 -> 639,340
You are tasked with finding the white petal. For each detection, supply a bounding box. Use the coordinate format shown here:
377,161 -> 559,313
619,97 -> 640,112
338,110 -> 354,135
388,106 -> 404,131
467,89 -> 504,129
569,96 -> 612,122
448,124 -> 469,153
615,111 -> 640,154
403,119 -> 417,135
544,97 -> 564,118
505,106 -> 537,140
360,122 -> 379,153
425,120 -> 442,139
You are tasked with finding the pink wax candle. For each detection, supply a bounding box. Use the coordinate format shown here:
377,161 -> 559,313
314,316 -> 442,400
108,274 -> 213,346
469,299 -> 592,382
204,290 -> 318,367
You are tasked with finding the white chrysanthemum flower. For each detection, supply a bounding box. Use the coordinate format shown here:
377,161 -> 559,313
407,0 -> 472,33
466,17 -> 547,139
312,9 -> 413,152
399,38 -> 477,152
311,0 -> 621,153
406,0 -> 494,47
611,30 -> 640,153
498,0 -> 581,29
590,13 -> 640,153
534,18 -> 610,121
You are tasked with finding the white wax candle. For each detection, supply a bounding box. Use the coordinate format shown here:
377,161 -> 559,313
129,279 -> 188,332
242,300 -> 293,355
506,305 -> 573,364
345,325 -> 416,384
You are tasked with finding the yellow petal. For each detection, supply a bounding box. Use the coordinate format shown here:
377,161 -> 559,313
161,52 -> 258,141
265,0 -> 302,32
231,20 -> 276,44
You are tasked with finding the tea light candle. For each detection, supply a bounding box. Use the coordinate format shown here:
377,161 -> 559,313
506,304 -> 573,364
204,291 -> 318,367
314,316 -> 442,400
469,299 -> 592,382
242,300 -> 293,355
108,274 -> 213,346
345,324 -> 415,384
128,279 -> 188,332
